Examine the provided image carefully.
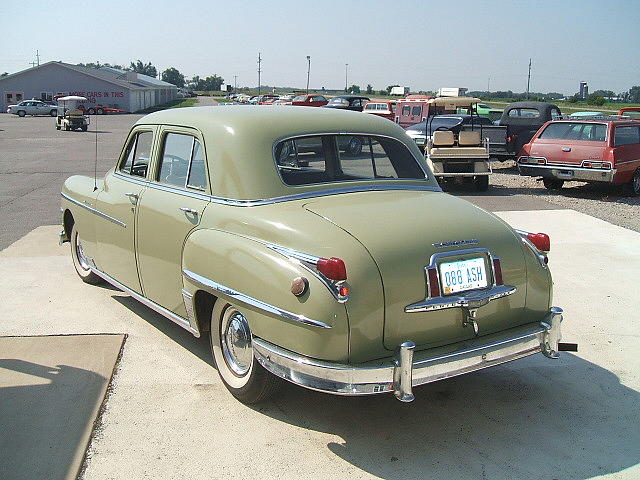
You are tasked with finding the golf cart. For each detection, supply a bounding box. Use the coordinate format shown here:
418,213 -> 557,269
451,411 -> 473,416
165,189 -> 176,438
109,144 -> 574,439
55,96 -> 90,132
424,97 -> 491,191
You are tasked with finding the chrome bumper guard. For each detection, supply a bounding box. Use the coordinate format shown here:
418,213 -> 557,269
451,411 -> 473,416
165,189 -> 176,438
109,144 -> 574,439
253,307 -> 563,402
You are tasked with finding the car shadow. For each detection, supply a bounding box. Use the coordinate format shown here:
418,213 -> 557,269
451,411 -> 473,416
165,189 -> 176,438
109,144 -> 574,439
250,353 -> 640,479
110,294 -> 213,367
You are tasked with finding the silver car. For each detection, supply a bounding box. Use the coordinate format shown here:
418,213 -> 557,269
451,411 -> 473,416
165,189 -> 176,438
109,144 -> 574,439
7,99 -> 58,117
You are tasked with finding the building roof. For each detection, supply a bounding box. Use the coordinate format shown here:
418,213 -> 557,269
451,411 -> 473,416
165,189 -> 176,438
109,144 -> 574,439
0,61 -> 177,90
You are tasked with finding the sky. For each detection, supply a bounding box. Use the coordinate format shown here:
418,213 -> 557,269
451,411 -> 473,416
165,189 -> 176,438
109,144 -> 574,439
1,0 -> 639,95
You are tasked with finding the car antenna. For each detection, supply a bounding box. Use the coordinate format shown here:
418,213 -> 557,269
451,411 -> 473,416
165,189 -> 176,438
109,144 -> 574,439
93,113 -> 98,191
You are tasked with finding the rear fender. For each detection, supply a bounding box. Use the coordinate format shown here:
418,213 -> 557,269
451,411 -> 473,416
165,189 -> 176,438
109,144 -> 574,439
182,229 -> 350,362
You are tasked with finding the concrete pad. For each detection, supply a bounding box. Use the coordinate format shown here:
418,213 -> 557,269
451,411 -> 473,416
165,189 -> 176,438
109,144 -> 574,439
0,334 -> 125,480
1,218 -> 639,480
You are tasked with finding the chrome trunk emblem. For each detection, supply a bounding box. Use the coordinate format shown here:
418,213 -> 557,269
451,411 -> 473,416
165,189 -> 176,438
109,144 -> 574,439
433,239 -> 479,248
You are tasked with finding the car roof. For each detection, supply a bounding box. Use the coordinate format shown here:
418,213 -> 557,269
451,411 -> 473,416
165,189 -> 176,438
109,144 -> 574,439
135,106 -> 416,200
546,118 -> 635,126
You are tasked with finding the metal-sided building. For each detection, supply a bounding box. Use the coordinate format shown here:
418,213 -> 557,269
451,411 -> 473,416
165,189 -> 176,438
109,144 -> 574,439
1,61 -> 178,112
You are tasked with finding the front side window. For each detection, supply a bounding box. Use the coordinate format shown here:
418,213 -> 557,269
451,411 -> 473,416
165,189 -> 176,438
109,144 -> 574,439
293,95 -> 306,102
539,122 -> 607,142
412,105 -> 422,116
402,105 -> 410,116
120,131 -> 154,177
614,126 -> 640,146
157,133 -> 207,190
551,108 -> 562,120
274,134 -> 425,186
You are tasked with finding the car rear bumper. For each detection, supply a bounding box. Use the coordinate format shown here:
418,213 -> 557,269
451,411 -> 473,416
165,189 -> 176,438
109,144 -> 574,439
518,163 -> 615,183
253,306 -> 563,402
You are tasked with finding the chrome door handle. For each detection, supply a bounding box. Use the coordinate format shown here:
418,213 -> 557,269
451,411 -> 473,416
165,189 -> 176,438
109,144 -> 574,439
124,192 -> 139,200
179,207 -> 198,215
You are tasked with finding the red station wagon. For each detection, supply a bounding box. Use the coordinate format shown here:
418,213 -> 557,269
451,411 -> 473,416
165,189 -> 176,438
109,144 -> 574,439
517,119 -> 640,195
362,100 -> 396,120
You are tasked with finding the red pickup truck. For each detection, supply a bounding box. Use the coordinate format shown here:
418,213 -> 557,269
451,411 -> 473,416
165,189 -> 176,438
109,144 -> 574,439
517,118 -> 640,195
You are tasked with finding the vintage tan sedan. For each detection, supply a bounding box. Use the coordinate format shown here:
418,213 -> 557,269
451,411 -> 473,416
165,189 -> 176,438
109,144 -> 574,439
60,106 -> 564,403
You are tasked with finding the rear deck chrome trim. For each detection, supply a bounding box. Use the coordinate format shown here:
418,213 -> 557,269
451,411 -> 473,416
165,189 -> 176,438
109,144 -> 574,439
183,269 -> 332,329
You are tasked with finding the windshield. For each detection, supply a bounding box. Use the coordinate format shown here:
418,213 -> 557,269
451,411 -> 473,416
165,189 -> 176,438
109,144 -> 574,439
292,95 -> 307,102
274,134 -> 426,186
538,122 -> 607,142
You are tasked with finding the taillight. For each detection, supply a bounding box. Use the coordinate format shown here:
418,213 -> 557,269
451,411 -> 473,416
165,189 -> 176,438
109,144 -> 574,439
317,257 -> 347,281
527,233 -> 550,252
492,258 -> 504,285
427,267 -> 440,297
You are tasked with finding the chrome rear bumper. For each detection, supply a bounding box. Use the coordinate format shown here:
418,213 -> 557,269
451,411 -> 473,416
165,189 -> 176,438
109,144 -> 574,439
253,307 -> 563,402
518,163 -> 615,183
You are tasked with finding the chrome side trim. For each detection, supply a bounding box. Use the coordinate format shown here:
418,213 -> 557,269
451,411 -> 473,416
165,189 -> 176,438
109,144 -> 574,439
252,307 -> 563,401
89,266 -> 200,337
182,269 -> 332,329
265,243 -> 349,303
113,171 -> 441,206
181,289 -> 199,333
61,192 -> 127,228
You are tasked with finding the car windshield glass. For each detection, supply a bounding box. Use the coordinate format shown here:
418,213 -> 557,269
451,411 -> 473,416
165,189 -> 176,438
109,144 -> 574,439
274,135 -> 425,186
539,122 -> 607,142
408,117 -> 463,132
292,96 -> 306,102
329,98 -> 349,105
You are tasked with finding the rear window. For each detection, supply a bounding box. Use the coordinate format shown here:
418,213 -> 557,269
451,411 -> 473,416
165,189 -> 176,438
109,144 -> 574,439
411,106 -> 422,116
508,108 -> 540,118
538,122 -> 607,142
614,125 -> 640,146
274,135 -> 425,186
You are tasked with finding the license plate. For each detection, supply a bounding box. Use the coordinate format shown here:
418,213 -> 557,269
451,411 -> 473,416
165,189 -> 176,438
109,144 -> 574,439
439,257 -> 488,295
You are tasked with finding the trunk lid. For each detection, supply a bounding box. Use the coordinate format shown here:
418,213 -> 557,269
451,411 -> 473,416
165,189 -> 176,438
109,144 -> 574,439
304,190 -> 528,350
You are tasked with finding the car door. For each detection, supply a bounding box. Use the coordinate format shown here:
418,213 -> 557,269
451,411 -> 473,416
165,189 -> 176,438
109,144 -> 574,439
93,128 -> 156,293
136,128 -> 210,317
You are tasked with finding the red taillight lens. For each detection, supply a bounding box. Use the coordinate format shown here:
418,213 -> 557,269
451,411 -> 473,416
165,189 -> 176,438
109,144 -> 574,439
317,257 -> 347,281
492,258 -> 504,286
427,267 -> 440,297
527,232 -> 550,252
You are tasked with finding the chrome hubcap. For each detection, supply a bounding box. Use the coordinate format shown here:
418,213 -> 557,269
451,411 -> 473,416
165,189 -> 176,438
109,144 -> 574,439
221,310 -> 252,376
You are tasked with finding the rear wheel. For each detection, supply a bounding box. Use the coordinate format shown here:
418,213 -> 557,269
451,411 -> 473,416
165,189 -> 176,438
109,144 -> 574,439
87,108 -> 95,115
474,175 -> 489,191
210,301 -> 281,404
81,125 -> 88,132
96,108 -> 104,115
543,178 -> 564,190
50,109 -> 57,117
70,224 -> 103,284
18,110 -> 25,117
623,169 -> 640,196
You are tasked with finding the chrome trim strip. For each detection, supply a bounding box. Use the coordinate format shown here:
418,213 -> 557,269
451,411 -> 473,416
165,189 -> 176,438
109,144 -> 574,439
182,269 -> 332,329
404,285 -> 517,313
181,289 -> 199,333
61,192 -> 127,228
88,267 -> 200,337
265,243 -> 349,303
252,308 -> 563,400
114,171 -> 441,206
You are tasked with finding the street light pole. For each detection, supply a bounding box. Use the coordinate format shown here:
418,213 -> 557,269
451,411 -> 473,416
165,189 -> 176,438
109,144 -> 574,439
306,56 -> 311,94
345,63 -> 348,92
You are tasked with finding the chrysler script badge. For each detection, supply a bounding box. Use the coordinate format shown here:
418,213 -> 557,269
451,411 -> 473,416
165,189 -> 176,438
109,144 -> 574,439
433,239 -> 479,248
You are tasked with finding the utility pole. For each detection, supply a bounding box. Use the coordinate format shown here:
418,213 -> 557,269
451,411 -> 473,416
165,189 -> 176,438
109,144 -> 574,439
487,77 -> 490,93
257,53 -> 262,96
234,75 -> 237,92
345,63 -> 348,92
36,50 -> 40,66
306,56 -> 311,94
526,58 -> 532,99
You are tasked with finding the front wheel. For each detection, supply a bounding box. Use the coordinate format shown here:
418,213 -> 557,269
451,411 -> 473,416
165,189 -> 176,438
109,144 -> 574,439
543,178 -> 564,190
210,301 -> 281,404
87,108 -> 95,115
18,110 -> 26,117
96,108 -> 104,115
70,223 -> 103,284
81,125 -> 88,132
50,109 -> 57,117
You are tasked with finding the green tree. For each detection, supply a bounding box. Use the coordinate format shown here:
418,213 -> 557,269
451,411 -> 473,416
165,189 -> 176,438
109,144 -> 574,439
1,72 -> 8,77
161,67 -> 185,87
567,94 -> 580,104
592,90 -> 615,98
77,62 -> 124,70
196,74 -> 224,91
366,84 -> 373,94
378,89 -> 387,96
628,86 -> 640,103
347,84 -> 361,94
129,60 -> 157,78
587,94 -> 606,106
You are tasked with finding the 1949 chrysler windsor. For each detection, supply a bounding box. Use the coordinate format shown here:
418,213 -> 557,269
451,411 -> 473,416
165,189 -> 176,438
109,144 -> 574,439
60,106 -> 564,403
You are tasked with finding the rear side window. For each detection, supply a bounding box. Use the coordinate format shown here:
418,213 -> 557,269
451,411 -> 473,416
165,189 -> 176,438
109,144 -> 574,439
120,131 -> 154,177
508,108 -> 540,118
614,126 -> 640,146
538,123 -> 607,142
402,105 -> 410,116
412,106 -> 422,116
157,133 -> 208,190
274,135 -> 425,186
